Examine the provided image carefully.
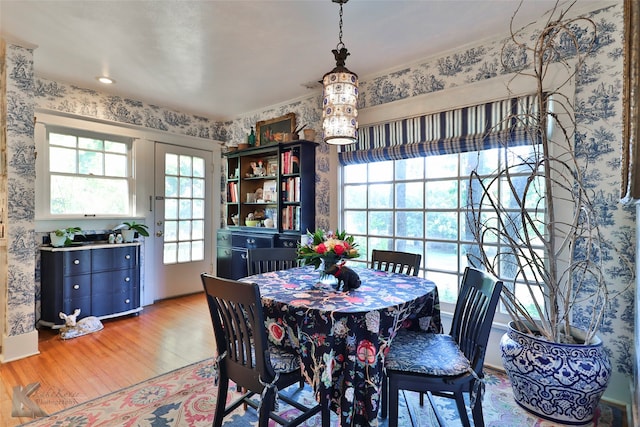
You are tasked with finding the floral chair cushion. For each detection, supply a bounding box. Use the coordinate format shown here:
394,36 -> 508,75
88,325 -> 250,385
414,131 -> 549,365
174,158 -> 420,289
239,339 -> 300,374
385,331 -> 471,376
267,343 -> 300,373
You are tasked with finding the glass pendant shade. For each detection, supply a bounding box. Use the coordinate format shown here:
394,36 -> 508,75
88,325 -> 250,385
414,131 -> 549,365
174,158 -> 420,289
322,67 -> 358,145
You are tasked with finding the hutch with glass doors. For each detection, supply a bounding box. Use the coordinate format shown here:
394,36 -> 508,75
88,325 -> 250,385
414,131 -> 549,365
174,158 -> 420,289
217,140 -> 316,279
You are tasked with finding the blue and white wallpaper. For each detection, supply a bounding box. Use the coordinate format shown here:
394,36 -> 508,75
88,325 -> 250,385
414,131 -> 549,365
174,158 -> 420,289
5,43 -> 37,337
2,1 -> 634,403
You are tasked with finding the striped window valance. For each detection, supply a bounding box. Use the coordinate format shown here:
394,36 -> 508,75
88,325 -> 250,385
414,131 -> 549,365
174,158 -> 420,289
338,94 -> 543,165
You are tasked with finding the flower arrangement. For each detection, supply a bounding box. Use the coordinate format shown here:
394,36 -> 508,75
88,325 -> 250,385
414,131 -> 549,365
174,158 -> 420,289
297,229 -> 360,270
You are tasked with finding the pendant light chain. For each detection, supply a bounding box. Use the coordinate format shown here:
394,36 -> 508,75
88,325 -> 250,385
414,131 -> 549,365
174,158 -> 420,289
337,2 -> 344,50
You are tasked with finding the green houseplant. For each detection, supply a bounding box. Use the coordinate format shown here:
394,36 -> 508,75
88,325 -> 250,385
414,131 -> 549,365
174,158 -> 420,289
50,227 -> 82,247
466,3 -> 632,424
121,221 -> 150,242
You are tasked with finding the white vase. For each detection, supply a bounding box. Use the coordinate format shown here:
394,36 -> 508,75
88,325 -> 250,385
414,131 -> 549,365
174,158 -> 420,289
50,232 -> 67,247
121,229 -> 136,243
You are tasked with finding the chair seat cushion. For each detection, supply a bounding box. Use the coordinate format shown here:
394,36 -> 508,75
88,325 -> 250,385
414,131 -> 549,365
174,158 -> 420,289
266,344 -> 300,374
385,332 -> 471,376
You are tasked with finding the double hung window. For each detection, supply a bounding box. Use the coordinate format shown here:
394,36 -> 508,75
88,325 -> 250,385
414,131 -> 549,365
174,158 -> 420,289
45,127 -> 132,216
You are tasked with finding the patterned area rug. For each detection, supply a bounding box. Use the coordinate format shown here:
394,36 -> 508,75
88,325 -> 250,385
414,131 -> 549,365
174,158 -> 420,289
20,359 -> 624,426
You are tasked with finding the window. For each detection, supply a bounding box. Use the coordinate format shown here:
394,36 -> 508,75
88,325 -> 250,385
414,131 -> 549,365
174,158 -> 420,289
341,143 -> 541,318
46,127 -> 132,216
339,93 -> 547,319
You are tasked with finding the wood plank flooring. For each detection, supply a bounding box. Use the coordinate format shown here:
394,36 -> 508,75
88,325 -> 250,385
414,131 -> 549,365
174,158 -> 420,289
0,292 -> 215,427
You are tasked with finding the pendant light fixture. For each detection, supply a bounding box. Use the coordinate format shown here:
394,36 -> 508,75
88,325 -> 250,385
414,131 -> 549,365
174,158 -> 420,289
322,0 -> 358,145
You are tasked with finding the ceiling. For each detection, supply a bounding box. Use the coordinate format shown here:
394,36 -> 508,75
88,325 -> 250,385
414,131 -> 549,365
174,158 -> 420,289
1,0 -> 596,121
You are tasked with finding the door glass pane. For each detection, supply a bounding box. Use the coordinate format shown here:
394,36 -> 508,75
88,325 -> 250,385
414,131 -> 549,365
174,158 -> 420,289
180,155 -> 192,176
163,154 -> 207,265
193,199 -> 204,219
165,177 -> 178,197
165,199 -> 178,220
179,177 -> 192,197
164,220 -> 178,241
179,200 -> 192,219
193,178 -> 205,198
165,154 -> 178,175
192,240 -> 204,261
178,242 -> 191,262
164,242 -> 177,264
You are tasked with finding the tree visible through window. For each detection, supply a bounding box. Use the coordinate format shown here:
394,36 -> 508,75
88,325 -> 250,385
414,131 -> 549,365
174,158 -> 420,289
48,129 -> 131,216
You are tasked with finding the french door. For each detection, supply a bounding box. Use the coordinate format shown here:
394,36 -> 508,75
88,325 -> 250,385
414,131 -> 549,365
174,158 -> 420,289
153,143 -> 213,299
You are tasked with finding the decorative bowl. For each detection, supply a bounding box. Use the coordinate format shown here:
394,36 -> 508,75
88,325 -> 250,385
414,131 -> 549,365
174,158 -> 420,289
245,220 -> 260,227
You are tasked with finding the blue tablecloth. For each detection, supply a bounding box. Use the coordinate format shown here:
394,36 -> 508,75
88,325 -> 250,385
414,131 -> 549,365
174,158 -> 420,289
242,265 -> 441,426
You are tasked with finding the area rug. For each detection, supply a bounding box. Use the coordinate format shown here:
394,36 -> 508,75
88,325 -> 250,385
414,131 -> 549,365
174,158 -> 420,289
19,359 -> 624,426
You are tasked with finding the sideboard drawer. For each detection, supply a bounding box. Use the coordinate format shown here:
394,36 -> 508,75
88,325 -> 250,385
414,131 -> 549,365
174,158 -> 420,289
231,233 -> 273,249
63,275 -> 92,299
63,251 -> 92,276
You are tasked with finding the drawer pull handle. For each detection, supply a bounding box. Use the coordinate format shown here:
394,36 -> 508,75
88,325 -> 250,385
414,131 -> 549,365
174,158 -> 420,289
125,277 -> 130,282
247,238 -> 255,244
241,253 -> 247,260
125,255 -> 131,260
125,299 -> 131,304
73,259 -> 80,265
73,284 -> 80,290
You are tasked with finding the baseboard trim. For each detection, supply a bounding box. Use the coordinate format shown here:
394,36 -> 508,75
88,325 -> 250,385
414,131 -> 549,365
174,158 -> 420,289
0,330 -> 39,363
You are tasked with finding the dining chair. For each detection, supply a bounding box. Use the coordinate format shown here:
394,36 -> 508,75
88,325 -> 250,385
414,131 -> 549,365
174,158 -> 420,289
381,267 -> 503,427
247,247 -> 299,275
370,249 -> 421,276
201,273 -> 329,427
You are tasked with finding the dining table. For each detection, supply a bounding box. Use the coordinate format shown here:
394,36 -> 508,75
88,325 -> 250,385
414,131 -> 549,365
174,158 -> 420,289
241,265 -> 442,427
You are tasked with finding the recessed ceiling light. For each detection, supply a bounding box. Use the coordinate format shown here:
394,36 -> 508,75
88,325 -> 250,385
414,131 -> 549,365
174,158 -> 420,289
97,76 -> 115,84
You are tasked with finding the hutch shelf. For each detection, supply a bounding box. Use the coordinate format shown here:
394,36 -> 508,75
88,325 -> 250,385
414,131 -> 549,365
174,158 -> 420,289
218,140 -> 316,279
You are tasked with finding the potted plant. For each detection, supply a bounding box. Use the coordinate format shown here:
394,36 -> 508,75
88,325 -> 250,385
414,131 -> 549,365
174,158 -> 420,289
121,221 -> 150,243
466,4 -> 632,424
49,227 -> 82,247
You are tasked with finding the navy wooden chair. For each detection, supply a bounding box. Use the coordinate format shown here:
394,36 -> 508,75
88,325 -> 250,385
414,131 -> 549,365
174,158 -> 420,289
247,247 -> 299,275
370,249 -> 421,276
381,267 -> 503,427
201,273 -> 329,427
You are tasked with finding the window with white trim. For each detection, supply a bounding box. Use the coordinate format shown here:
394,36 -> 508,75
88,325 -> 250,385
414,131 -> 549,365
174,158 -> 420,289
45,127 -> 133,216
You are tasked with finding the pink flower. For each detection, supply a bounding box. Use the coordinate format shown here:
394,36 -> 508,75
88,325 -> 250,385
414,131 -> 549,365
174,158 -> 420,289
356,340 -> 377,366
316,243 -> 327,254
333,243 -> 346,255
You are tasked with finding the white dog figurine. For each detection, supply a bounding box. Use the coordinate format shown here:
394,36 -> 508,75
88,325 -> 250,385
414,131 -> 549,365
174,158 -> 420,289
56,309 -> 104,340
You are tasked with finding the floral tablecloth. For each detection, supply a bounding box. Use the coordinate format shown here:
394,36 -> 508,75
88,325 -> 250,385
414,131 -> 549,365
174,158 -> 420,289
242,265 -> 441,427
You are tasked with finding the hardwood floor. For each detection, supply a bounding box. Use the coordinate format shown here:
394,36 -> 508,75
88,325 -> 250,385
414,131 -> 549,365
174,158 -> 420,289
0,292 -> 215,427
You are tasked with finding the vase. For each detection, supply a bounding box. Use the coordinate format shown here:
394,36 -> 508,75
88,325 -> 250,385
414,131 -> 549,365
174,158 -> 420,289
121,229 -> 136,243
49,232 -> 67,247
318,257 -> 339,287
500,321 -> 611,426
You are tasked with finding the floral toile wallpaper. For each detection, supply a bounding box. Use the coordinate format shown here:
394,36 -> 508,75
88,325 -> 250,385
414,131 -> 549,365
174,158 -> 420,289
2,1 -> 634,403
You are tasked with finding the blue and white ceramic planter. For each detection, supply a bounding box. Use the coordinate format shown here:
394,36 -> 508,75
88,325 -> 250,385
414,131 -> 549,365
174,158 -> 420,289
500,321 -> 611,426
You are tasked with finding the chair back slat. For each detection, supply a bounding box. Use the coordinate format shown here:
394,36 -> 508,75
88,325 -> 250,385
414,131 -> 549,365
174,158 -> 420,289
201,274 -> 275,391
450,267 -> 503,372
247,247 -> 299,275
370,250 -> 421,276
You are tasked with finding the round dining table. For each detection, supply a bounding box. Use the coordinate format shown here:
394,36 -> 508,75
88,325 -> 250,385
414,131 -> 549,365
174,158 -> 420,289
242,265 -> 441,427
